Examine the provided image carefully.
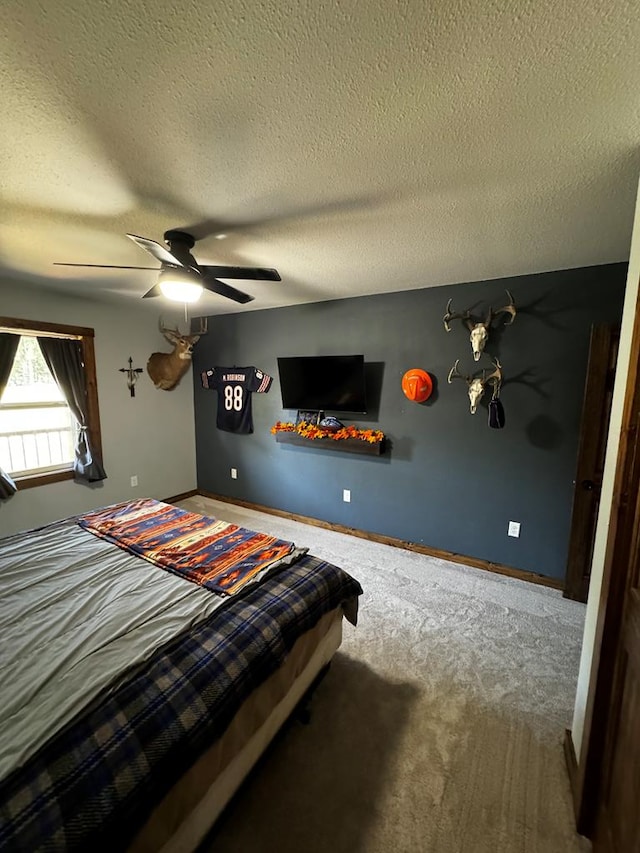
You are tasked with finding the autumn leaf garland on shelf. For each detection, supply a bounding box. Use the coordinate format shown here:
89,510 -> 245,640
271,421 -> 384,444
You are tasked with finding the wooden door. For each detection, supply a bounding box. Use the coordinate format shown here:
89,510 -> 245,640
564,325 -> 619,602
593,427 -> 640,851
570,280 -> 640,849
594,588 -> 640,850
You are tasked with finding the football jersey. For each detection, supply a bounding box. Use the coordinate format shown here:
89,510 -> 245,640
201,366 -> 273,434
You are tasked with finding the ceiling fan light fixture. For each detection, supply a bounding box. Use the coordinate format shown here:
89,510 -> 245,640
55,230 -> 278,304
158,271 -> 203,303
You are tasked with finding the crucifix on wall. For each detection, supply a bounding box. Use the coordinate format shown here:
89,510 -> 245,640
119,357 -> 144,397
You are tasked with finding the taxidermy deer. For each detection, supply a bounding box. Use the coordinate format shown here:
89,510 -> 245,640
447,358 -> 502,414
147,318 -> 208,390
443,290 -> 516,361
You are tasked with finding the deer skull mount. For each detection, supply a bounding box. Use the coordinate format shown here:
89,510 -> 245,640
447,358 -> 502,414
147,317 -> 208,390
443,289 -> 516,361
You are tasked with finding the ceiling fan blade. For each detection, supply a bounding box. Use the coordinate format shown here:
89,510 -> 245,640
142,283 -> 162,298
54,263 -> 160,270
127,233 -> 186,267
202,275 -> 254,304
199,265 -> 281,281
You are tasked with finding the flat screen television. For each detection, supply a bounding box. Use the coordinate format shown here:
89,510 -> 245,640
277,354 -> 367,413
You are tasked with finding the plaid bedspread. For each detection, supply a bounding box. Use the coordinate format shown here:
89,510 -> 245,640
78,499 -> 303,595
0,553 -> 362,852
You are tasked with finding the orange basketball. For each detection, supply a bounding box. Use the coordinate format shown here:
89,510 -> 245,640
402,368 -> 433,403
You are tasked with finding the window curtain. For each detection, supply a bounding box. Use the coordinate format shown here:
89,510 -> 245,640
0,334 -> 19,498
38,337 -> 107,483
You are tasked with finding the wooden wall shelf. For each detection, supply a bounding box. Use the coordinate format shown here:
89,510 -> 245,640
275,432 -> 384,456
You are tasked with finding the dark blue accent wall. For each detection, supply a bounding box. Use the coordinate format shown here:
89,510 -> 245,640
193,264 -> 626,581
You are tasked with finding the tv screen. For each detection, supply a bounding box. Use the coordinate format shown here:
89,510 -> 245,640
277,355 -> 367,413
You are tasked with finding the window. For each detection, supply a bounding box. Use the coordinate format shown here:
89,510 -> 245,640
0,317 -> 103,490
0,336 -> 76,475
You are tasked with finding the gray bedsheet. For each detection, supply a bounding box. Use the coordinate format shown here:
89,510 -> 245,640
0,518 -> 226,780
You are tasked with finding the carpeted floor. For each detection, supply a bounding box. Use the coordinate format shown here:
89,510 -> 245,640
179,496 -> 590,853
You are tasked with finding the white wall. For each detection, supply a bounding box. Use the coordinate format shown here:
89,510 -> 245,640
0,280 -> 197,537
572,178 -> 640,759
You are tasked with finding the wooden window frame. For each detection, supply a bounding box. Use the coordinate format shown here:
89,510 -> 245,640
0,316 -> 103,490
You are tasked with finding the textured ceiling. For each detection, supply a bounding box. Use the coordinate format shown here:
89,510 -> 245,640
1,0 -> 639,314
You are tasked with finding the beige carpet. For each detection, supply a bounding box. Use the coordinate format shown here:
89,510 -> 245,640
178,496 -> 590,853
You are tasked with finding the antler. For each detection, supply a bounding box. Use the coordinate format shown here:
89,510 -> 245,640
158,316 -> 208,341
483,358 -> 503,395
443,299 -> 472,333
158,316 -> 184,343
191,316 -> 208,336
447,359 -> 472,385
493,290 -> 516,325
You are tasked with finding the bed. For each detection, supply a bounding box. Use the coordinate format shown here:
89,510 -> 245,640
0,499 -> 362,852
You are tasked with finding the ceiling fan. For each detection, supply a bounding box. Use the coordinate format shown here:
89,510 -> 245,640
54,229 -> 281,304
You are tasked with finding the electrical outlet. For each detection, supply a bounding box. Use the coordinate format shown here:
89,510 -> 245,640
231,468 -> 238,480
508,520 -> 521,538
343,489 -> 351,503
130,475 -> 138,487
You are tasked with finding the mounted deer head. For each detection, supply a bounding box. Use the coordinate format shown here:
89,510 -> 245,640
447,358 -> 502,414
443,290 -> 516,361
147,317 -> 208,390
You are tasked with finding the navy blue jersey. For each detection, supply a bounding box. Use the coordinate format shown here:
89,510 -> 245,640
201,366 -> 272,433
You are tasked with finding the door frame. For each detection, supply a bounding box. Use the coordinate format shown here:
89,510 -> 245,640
571,281 -> 640,837
564,324 -> 618,602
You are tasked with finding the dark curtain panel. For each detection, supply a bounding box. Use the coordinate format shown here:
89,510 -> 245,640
0,334 -> 20,498
38,337 -> 107,483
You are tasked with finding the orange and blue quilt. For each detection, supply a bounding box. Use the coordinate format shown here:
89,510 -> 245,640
78,498 -> 302,595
